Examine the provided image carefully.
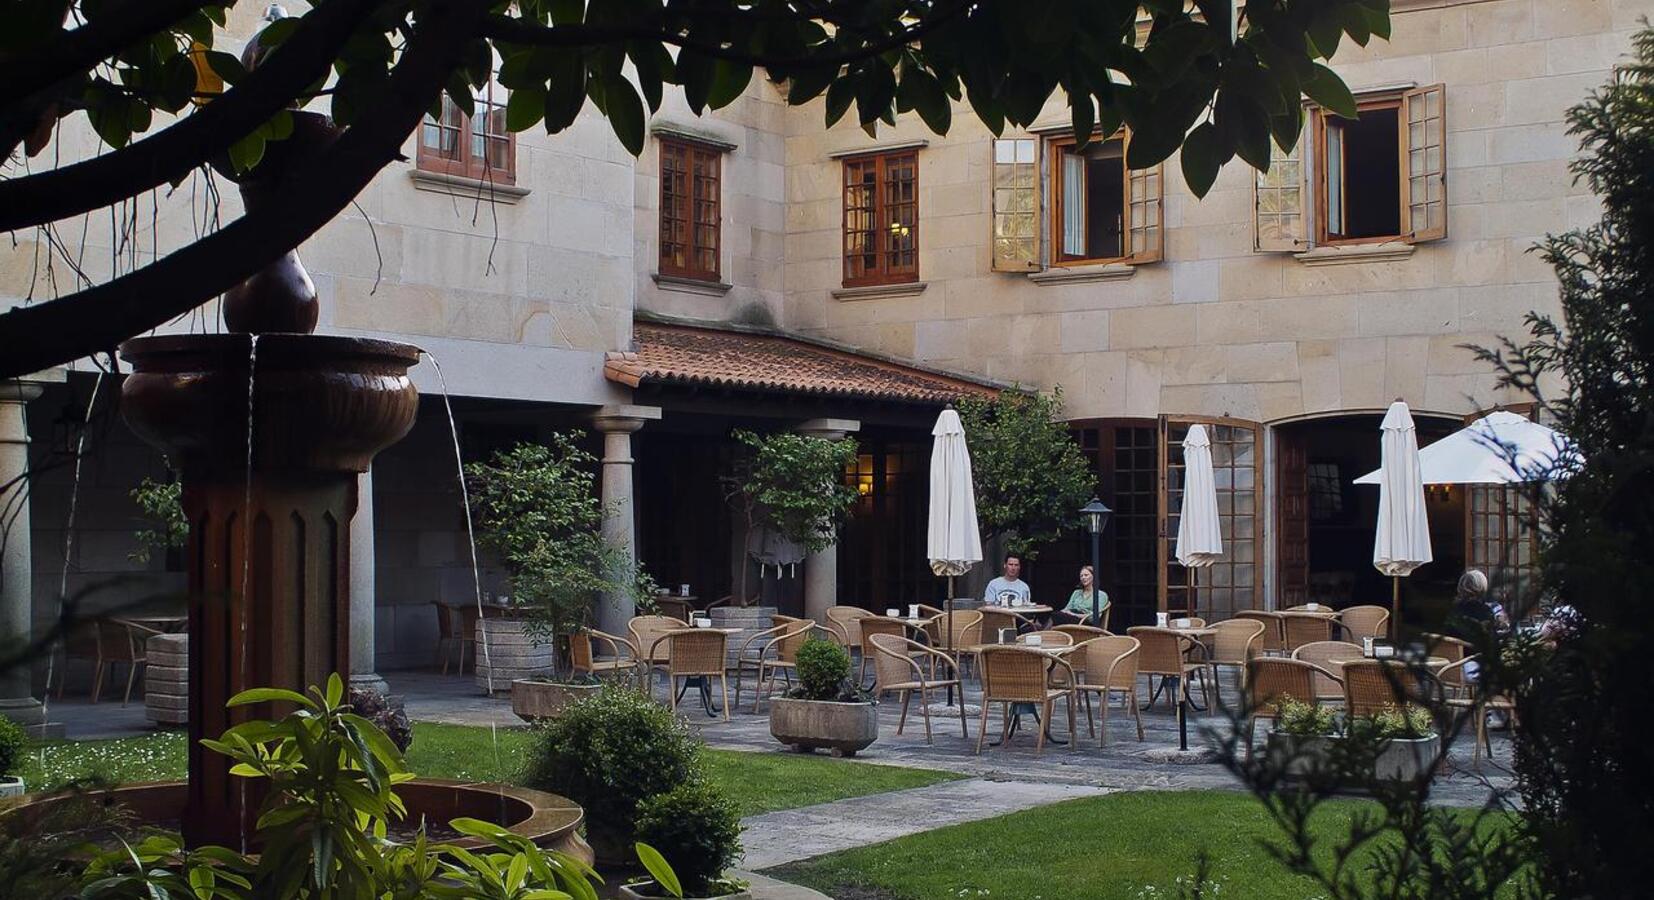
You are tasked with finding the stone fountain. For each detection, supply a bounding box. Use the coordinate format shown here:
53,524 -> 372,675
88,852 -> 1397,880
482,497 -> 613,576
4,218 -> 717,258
7,91 -> 586,857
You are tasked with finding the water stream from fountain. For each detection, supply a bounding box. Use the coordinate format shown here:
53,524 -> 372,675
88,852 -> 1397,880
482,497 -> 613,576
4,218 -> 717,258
236,334 -> 258,854
416,348 -> 493,693
39,366 -> 107,733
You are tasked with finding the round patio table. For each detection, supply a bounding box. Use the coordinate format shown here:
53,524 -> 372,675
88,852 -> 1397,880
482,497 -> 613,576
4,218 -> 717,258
966,643 -> 1075,746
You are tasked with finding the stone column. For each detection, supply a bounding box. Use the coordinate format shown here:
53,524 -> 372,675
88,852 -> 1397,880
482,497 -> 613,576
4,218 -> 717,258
348,466 -> 387,693
796,418 -> 860,624
592,405 -> 661,636
0,381 -> 46,729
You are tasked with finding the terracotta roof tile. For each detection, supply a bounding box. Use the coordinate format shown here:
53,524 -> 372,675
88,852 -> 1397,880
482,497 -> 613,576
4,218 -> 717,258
605,321 -> 998,405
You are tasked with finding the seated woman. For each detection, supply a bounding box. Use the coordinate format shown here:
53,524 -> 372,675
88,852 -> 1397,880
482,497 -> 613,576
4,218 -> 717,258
1059,565 -> 1111,626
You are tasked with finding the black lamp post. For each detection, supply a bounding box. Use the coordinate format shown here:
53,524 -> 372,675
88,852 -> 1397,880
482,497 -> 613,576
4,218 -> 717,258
1080,498 -> 1113,629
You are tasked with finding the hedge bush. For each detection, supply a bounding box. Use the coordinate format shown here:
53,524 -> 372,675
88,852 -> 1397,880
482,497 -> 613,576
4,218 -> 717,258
634,779 -> 743,896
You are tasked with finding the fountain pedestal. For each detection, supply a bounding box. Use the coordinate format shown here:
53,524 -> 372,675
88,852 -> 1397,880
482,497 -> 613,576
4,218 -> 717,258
121,333 -> 419,847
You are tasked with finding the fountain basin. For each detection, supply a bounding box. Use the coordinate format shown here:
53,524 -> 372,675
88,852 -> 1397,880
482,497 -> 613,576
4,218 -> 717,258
121,333 -> 421,478
1,779 -> 592,863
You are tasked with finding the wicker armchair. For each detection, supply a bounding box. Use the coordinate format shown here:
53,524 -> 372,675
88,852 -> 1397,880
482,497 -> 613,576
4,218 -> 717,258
568,627 -> 638,684
1341,659 -> 1433,718
857,616 -> 911,686
1054,624 -> 1110,642
868,634 -> 969,742
627,614 -> 688,696
1243,657 -> 1332,759
1440,655 -> 1515,767
934,610 -> 986,679
647,628 -> 732,721
1205,618 -> 1266,706
1055,604 -> 1111,630
1281,612 -> 1336,651
1075,635 -> 1145,745
1234,610 -> 1286,656
1016,630 -> 1074,647
58,618 -> 156,705
1338,605 -> 1390,643
1292,640 -> 1364,703
975,645 -> 1077,756
825,606 -> 874,650
980,607 -> 1034,642
1170,616 -> 1208,628
1126,626 -> 1210,709
731,618 -> 816,712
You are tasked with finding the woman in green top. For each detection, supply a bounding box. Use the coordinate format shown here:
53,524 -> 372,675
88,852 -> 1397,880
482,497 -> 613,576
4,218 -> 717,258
1062,565 -> 1110,625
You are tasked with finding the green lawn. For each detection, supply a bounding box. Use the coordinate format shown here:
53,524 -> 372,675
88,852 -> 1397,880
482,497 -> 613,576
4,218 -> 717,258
17,722 -> 958,819
768,790 -> 1447,900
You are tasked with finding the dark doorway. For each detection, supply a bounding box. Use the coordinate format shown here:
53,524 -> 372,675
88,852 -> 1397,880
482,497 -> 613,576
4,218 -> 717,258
1274,415 -> 1463,622
838,437 -> 931,610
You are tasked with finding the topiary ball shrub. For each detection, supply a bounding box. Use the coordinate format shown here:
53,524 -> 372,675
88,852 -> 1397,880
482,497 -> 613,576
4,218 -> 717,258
520,685 -> 702,864
633,779 -> 743,896
0,714 -> 26,778
789,638 -> 865,702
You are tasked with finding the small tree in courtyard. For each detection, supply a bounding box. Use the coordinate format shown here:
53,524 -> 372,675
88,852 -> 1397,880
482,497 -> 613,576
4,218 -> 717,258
957,388 -> 1095,559
465,434 -> 654,664
724,429 -> 860,604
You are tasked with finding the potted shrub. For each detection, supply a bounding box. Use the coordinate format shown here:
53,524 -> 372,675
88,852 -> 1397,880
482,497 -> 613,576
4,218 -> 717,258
1355,704 -> 1441,783
621,783 -> 748,899
768,639 -> 877,757
0,715 -> 26,798
1264,698 -> 1339,779
467,436 -> 657,700
511,671 -> 605,722
521,686 -> 703,867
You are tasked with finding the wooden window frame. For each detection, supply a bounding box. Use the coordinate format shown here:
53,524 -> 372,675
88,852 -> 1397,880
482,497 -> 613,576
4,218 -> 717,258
841,149 -> 920,288
658,136 -> 723,282
416,81 -> 515,185
1048,131 -> 1162,267
1307,83 -> 1447,247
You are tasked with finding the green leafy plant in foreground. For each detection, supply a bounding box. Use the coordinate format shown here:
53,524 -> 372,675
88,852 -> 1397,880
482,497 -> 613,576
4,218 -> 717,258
78,673 -> 600,900
633,782 -> 744,897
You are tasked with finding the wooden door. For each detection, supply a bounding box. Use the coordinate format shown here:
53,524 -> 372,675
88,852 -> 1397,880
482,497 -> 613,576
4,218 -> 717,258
1159,416 -> 1264,621
1277,428 -> 1311,608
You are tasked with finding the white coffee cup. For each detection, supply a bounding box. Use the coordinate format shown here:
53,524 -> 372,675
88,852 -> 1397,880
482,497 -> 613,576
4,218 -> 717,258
908,604 -> 920,618
680,584 -> 691,597
694,617 -> 711,629
1306,602 -> 1320,611
1174,617 -> 1191,628
1156,612 -> 1169,627
1026,634 -> 1043,647
886,608 -> 900,617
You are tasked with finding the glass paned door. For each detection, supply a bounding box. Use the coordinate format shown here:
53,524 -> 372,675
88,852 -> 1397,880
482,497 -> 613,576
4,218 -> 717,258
1160,416 -> 1263,621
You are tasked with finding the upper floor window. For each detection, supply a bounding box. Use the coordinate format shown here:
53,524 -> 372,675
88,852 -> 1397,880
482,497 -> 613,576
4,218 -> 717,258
843,150 -> 918,287
659,137 -> 723,282
418,82 -> 514,184
991,138 -> 1040,272
1255,83 -> 1446,251
1050,133 -> 1163,266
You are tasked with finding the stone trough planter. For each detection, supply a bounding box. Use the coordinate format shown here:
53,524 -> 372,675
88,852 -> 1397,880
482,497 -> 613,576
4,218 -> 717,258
769,697 -> 878,757
1267,731 -> 1442,784
510,679 -> 602,722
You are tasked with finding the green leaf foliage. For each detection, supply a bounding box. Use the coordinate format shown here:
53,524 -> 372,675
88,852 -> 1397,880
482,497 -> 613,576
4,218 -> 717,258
791,638 -> 856,702
633,782 -> 743,897
466,436 -> 655,651
0,715 -> 25,778
956,388 -> 1096,560
128,475 -> 187,564
726,430 -> 860,556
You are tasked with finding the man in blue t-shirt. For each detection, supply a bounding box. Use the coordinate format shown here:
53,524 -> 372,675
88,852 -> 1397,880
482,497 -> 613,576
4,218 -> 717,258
983,554 -> 1031,607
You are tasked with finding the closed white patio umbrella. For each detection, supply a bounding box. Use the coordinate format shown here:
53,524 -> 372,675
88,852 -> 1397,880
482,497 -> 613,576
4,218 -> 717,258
927,407 -> 983,655
1354,410 -> 1578,486
1373,400 -> 1433,636
1175,424 -> 1224,569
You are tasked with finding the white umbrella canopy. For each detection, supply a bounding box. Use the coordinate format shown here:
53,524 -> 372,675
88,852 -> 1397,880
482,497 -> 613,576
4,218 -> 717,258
1355,410 -> 1578,485
1373,400 -> 1434,579
927,408 -> 983,578
1175,424 -> 1224,568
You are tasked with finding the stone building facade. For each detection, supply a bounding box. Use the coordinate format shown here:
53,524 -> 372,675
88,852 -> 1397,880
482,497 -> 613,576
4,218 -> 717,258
1,0 -> 1643,720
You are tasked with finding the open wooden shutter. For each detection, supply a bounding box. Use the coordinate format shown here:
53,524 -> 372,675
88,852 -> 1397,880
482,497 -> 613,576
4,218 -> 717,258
1402,83 -> 1447,243
1123,133 -> 1163,263
1255,137 -> 1309,251
991,138 -> 1041,272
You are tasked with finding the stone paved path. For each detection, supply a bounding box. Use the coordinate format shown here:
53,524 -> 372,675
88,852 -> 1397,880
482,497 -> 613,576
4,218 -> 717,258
737,777 -> 1111,870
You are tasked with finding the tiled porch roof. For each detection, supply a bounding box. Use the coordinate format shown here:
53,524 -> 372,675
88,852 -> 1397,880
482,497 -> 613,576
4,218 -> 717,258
605,319 -> 1000,405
